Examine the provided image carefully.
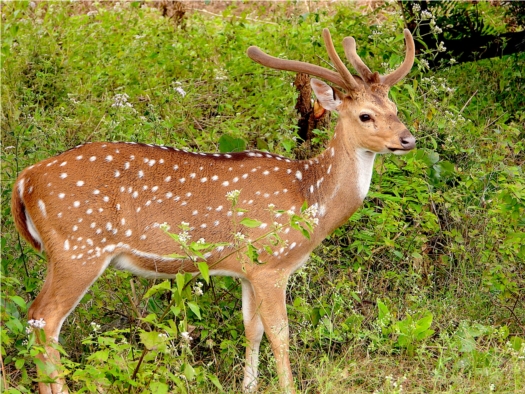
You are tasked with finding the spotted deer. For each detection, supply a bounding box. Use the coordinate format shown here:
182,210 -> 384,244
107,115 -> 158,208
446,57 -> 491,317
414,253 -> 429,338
11,28 -> 415,393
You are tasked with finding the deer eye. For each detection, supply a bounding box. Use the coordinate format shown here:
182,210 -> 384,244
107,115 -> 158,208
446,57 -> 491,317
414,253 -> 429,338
359,114 -> 372,122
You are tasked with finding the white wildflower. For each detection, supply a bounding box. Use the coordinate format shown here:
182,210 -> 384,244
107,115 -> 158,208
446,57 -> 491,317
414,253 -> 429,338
226,190 -> 241,201
87,10 -> 98,17
303,204 -> 319,218
438,42 -> 447,52
449,58 -> 457,65
160,222 -> 171,231
172,81 -> 187,97
181,331 -> 192,342
421,10 -> 433,20
412,3 -> 421,13
90,322 -> 101,332
111,93 -> 133,109
234,232 -> 245,241
193,282 -> 204,296
178,231 -> 191,243
175,86 -> 186,97
197,238 -> 206,244
28,318 -> 46,329
418,59 -> 430,71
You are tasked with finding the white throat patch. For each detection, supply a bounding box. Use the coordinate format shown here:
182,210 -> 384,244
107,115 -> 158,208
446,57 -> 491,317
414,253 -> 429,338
355,149 -> 376,200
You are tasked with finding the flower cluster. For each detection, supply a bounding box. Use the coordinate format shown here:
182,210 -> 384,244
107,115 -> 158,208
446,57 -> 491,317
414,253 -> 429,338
173,81 -> 187,97
111,93 -> 133,109
226,190 -> 241,201
181,331 -> 192,343
178,231 -> 191,243
234,232 -> 246,241
26,318 -> 46,333
193,282 -> 204,296
430,18 -> 442,34
302,204 -> 319,225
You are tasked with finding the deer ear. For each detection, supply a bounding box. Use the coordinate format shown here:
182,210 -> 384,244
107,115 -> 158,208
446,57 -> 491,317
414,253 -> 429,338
311,78 -> 343,112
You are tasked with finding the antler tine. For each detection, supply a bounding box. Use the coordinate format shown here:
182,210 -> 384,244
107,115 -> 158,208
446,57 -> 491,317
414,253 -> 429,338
247,46 -> 348,89
380,29 -> 415,87
321,28 -> 361,92
342,36 -> 379,84
343,29 -> 415,87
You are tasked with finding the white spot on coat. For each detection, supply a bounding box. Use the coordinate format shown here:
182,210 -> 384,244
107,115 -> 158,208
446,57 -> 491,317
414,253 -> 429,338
38,200 -> 47,217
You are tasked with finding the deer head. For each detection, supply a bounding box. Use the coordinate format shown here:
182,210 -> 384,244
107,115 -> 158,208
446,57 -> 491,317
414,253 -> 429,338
247,28 -> 416,156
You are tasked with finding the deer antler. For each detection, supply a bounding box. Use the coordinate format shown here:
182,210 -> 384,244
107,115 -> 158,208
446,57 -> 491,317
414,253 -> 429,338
247,28 -> 362,93
247,28 -> 414,93
343,29 -> 415,87
246,46 -> 349,90
321,29 -> 361,91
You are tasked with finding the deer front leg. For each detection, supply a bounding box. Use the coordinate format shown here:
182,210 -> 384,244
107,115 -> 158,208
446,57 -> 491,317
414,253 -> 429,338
249,271 -> 295,393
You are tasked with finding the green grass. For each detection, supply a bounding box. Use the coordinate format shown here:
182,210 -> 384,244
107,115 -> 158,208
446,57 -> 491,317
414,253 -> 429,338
1,1 -> 524,393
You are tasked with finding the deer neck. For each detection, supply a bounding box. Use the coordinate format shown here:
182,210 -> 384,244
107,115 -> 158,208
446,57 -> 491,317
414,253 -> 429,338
305,126 -> 376,239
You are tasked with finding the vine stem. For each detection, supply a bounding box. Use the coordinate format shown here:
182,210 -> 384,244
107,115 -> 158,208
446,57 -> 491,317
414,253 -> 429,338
0,352 -> 9,390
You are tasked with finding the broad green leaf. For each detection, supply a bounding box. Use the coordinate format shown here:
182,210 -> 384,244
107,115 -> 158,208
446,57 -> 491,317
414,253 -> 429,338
246,243 -> 260,263
183,363 -> 195,381
377,299 -> 390,320
240,218 -> 263,228
14,358 -> 25,370
198,261 -> 210,284
415,313 -> 433,335
218,134 -> 246,153
149,382 -> 169,394
208,373 -> 224,391
187,301 -> 202,319
144,280 -> 171,298
9,296 -> 27,311
176,273 -> 186,296
140,331 -> 164,350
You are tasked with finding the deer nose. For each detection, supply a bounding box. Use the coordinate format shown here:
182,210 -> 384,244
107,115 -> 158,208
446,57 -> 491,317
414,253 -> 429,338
400,133 -> 416,150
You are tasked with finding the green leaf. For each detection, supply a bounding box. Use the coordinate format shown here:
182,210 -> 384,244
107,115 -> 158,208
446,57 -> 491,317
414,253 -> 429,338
187,302 -> 202,319
208,373 -> 224,391
415,313 -> 433,335
144,280 -> 171,298
197,262 -> 210,284
218,134 -> 246,153
176,273 -> 186,296
377,299 -> 390,320
14,358 -> 25,370
246,243 -> 260,263
149,382 -> 169,394
183,363 -> 195,381
240,218 -> 263,228
140,331 -> 164,351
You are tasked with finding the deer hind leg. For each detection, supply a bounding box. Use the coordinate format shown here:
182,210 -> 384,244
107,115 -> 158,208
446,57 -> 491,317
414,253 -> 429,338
241,279 -> 265,392
28,254 -> 110,394
249,272 -> 295,393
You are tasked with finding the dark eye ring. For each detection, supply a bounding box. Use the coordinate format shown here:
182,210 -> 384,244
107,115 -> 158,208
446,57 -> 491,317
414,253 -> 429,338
359,114 -> 372,122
